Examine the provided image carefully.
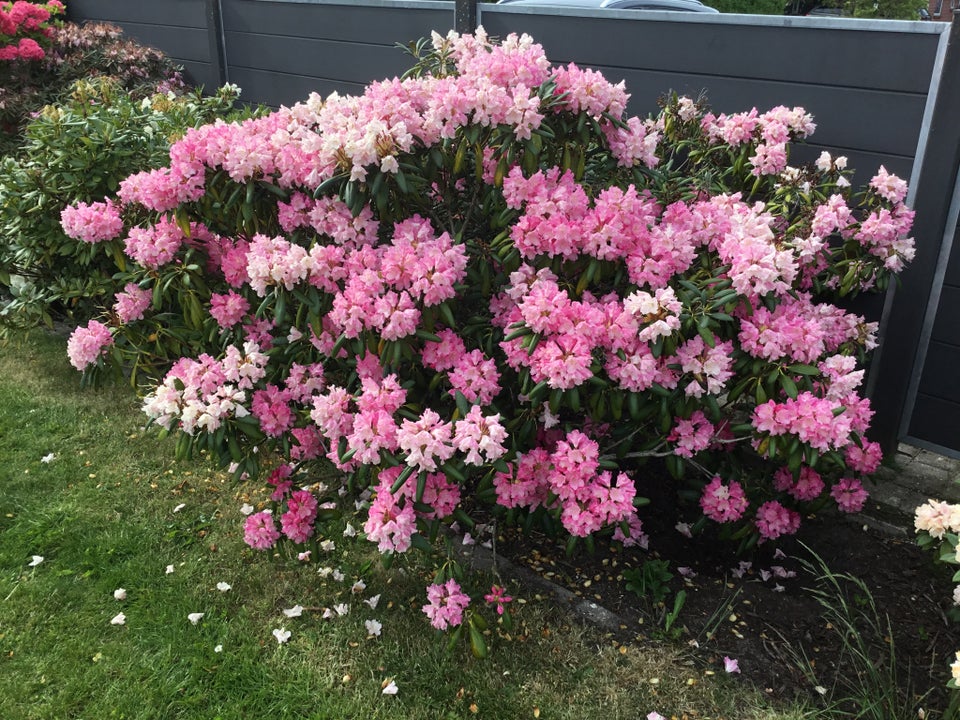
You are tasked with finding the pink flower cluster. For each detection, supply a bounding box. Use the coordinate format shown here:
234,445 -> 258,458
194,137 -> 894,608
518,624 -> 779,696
66,319 -> 114,371
60,200 -> 124,244
280,489 -> 318,544
142,341 -> 269,434
244,511 -> 280,550
113,283 -> 151,324
493,430 -> 641,540
753,391 -> 869,453
702,105 -> 815,177
700,476 -> 748,523
422,578 -> 471,631
0,1 -> 61,61
754,500 -> 801,541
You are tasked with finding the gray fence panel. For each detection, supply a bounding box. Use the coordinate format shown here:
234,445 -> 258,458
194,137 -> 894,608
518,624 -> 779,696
65,0 -> 207,27
223,33 -> 415,87
228,68 -> 365,107
220,0 -> 455,106
66,0 -> 219,90
221,0 -> 453,45
908,394 -> 960,451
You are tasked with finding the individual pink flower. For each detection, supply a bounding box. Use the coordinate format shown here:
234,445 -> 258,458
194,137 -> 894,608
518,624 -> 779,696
484,585 -> 513,615
66,320 -> 114,371
243,511 -> 280,550
422,579 -> 471,631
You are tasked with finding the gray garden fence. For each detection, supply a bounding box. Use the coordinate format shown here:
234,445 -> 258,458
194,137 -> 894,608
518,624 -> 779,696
66,0 -> 960,459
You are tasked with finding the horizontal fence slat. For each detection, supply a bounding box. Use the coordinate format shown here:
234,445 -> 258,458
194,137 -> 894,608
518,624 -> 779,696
179,60 -> 219,92
224,32 -> 412,85
67,0 -> 207,28
480,10 -> 939,94
228,67 -> 366,107
221,0 -> 454,46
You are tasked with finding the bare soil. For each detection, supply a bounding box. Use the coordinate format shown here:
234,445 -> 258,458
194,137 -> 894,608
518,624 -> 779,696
494,486 -> 960,716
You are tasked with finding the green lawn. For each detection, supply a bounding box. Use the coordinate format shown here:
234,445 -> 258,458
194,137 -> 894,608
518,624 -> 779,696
0,330 -> 809,719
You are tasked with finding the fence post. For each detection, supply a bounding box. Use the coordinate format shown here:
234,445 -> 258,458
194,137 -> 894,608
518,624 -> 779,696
455,0 -> 479,34
205,0 -> 227,87
867,16 -> 960,454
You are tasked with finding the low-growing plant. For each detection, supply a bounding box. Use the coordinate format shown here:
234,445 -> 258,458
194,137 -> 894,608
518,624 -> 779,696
0,78 -> 241,332
61,29 -> 914,639
786,549 -> 927,720
624,559 -> 675,604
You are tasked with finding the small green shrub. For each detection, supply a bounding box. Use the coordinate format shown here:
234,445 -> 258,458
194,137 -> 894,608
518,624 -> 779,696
0,78 -> 240,331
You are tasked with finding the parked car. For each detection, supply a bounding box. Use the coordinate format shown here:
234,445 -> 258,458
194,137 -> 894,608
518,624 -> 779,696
496,0 -> 720,12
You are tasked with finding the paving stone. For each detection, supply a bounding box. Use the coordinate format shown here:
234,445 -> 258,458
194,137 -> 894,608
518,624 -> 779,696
914,450 -> 960,474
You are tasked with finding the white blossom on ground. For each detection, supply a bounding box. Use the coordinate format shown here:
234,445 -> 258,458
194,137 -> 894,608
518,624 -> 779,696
113,588 -> 127,600
27,555 -> 43,567
173,503 -> 186,513
110,612 -> 126,625
188,612 -> 204,625
363,594 -> 381,609
40,453 -> 56,464
216,582 -> 232,592
240,503 -> 254,515
282,604 -> 303,618
365,619 -> 382,637
272,628 -> 291,644
381,680 -> 398,695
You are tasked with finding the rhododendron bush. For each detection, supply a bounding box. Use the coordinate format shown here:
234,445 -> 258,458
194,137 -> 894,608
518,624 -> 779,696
65,29 -> 915,600
0,0 -> 62,62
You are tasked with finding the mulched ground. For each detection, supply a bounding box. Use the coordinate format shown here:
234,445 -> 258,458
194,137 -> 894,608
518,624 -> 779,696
490,484 -> 960,716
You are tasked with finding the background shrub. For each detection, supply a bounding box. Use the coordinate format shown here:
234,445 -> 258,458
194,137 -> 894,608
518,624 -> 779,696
0,78 -> 241,332
1,19 -> 184,156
